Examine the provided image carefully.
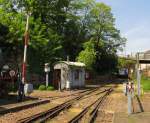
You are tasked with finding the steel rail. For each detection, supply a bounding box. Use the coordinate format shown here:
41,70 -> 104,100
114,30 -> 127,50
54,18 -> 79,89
89,88 -> 113,123
49,89 -> 92,100
17,88 -> 100,123
68,88 -> 113,123
0,99 -> 50,115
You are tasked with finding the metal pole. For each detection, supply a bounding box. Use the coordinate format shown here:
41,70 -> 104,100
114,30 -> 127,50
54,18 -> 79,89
136,52 -> 141,96
22,14 -> 29,84
137,69 -> 141,96
128,91 -> 132,114
127,82 -> 134,114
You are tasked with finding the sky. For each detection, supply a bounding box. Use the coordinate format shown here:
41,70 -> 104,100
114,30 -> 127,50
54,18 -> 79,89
96,0 -> 150,55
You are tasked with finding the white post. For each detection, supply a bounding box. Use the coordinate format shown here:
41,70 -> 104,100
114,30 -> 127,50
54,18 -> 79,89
127,82 -> 133,114
127,91 -> 132,114
44,63 -> 50,87
46,72 -> 49,87
137,70 -> 141,96
136,53 -> 141,96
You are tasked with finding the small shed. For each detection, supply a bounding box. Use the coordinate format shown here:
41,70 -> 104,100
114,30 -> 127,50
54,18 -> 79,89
53,61 -> 85,90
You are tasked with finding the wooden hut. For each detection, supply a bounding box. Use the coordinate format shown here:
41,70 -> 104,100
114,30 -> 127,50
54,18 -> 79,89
53,61 -> 85,90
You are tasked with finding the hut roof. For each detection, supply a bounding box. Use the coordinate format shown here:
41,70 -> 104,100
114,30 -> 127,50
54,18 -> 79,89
55,61 -> 85,67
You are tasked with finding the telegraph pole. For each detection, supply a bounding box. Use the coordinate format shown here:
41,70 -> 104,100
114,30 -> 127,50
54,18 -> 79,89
136,52 -> 141,96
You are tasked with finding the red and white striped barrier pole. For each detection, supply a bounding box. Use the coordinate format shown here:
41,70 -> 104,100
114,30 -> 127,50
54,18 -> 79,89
22,14 -> 29,84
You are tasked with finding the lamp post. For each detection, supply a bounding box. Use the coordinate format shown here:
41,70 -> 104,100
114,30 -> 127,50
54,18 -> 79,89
44,63 -> 50,87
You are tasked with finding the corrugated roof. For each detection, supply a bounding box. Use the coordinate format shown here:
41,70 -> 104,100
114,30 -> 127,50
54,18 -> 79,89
56,61 -> 85,67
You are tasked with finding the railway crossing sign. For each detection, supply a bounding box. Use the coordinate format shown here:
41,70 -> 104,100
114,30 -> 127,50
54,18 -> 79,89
9,70 -> 16,77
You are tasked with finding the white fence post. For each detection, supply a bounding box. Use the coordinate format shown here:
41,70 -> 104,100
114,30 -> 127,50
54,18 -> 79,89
137,70 -> 141,96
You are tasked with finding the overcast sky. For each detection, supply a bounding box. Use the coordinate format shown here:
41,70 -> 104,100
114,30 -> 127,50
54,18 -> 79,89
96,0 -> 150,54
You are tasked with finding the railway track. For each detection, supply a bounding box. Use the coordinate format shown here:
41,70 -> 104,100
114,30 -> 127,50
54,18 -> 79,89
17,87 -> 109,123
48,89 -> 92,100
68,88 -> 113,123
0,99 -> 50,115
47,86 -> 107,101
0,88 -> 96,116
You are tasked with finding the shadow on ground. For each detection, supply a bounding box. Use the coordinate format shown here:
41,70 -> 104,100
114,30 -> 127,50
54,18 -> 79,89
0,94 -> 38,106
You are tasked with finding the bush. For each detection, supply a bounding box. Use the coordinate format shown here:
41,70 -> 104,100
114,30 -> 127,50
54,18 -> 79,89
47,86 -> 54,91
38,85 -> 46,91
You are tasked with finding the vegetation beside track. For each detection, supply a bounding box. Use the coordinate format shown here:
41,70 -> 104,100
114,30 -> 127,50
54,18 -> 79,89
141,76 -> 150,92
134,75 -> 150,92
38,85 -> 55,91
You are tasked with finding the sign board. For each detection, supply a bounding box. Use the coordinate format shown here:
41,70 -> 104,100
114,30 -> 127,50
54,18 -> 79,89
9,70 -> 16,77
44,63 -> 50,72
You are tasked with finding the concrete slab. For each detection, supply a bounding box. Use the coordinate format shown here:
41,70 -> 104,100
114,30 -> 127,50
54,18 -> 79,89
113,112 -> 150,123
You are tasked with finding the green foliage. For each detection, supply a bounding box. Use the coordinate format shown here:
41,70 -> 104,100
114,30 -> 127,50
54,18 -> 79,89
134,75 -> 150,92
38,85 -> 54,91
0,0 -> 126,76
77,2 -> 126,74
0,23 -> 9,42
38,85 -> 46,91
141,76 -> 150,92
77,41 -> 96,70
47,86 -> 55,91
118,58 -> 136,69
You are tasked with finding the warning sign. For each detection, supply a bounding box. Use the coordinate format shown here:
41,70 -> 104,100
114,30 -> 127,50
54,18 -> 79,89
9,70 -> 16,77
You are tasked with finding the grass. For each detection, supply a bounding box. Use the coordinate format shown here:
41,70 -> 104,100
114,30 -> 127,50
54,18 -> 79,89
134,76 -> 150,92
141,76 -> 150,92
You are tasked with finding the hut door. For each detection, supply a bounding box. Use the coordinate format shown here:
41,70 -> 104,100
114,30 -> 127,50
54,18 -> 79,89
53,69 -> 61,89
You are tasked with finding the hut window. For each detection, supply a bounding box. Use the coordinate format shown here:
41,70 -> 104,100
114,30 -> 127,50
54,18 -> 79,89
74,70 -> 79,80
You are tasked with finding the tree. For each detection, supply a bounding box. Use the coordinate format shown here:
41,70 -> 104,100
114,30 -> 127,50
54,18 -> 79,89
77,40 -> 96,70
0,0 -> 64,73
0,23 -> 9,43
77,2 -> 126,74
0,0 -> 126,76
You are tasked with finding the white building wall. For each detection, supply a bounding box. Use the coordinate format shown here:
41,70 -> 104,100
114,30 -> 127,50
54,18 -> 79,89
140,64 -> 150,70
70,69 -> 85,88
81,69 -> 85,87
61,69 -> 65,89
66,69 -> 72,89
54,62 -> 85,89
